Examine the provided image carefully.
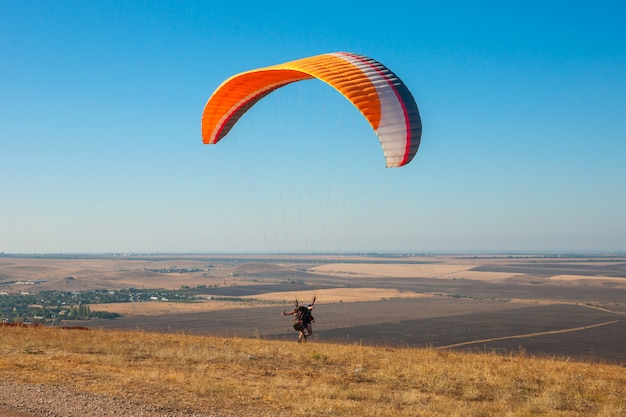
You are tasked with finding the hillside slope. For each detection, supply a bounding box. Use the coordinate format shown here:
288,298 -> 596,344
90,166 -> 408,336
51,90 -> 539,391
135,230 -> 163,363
1,327 -> 624,416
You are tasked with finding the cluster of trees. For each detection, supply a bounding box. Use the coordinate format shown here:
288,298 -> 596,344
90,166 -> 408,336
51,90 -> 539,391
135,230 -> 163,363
66,304 -> 91,319
0,288 -> 153,324
1,285 -> 233,325
1,299 -> 122,324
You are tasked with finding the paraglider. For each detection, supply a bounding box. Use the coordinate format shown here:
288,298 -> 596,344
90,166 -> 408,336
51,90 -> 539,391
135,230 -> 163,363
201,52 -> 422,168
282,296 -> 316,342
201,54 -> 423,339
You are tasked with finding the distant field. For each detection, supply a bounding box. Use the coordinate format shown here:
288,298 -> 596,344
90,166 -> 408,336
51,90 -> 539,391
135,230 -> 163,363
310,261 -> 626,288
2,254 -> 626,364
84,298 -> 626,364
95,287 -> 429,316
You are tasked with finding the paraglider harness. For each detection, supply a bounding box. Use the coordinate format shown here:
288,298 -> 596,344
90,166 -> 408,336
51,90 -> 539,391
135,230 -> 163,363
283,296 -> 315,333
293,305 -> 314,332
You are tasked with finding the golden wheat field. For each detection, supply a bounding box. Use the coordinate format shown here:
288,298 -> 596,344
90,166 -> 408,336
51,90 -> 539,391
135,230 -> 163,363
1,326 -> 625,417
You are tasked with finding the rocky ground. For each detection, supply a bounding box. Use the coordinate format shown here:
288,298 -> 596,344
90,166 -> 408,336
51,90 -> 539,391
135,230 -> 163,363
0,382 -> 223,417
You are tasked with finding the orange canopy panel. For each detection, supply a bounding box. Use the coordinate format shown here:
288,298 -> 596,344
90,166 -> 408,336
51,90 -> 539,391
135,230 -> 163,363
201,52 -> 422,168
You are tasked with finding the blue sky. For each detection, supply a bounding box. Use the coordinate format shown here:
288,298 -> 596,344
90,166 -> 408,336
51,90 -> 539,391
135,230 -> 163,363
1,1 -> 625,254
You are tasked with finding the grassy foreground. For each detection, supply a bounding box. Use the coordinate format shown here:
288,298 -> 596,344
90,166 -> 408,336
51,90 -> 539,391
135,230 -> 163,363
1,327 -> 624,416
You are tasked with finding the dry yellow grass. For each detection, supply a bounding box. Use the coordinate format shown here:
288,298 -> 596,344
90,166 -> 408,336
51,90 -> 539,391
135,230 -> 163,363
1,327 -> 624,416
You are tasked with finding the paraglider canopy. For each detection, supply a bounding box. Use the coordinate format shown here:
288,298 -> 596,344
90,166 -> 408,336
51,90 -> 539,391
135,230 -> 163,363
201,52 -> 422,168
